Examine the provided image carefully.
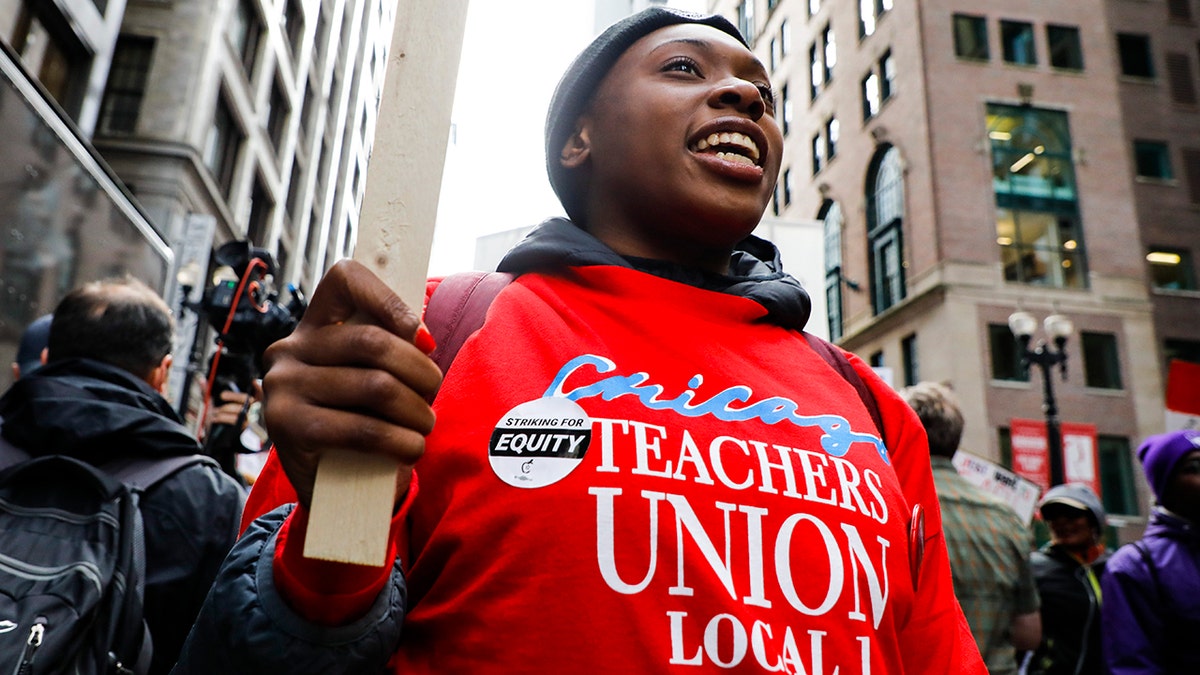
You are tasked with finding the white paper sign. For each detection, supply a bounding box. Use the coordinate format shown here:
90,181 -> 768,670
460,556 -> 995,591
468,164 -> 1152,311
952,450 -> 1043,525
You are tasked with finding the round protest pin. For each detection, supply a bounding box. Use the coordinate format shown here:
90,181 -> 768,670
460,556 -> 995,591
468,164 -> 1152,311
489,397 -> 591,488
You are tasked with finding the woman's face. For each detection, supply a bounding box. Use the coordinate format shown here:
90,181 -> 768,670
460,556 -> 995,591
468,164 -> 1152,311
565,23 -> 784,273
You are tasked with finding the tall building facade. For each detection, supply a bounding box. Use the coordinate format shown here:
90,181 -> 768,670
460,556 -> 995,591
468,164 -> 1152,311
0,0 -> 398,409
711,0 -> 1200,529
97,0 -> 394,297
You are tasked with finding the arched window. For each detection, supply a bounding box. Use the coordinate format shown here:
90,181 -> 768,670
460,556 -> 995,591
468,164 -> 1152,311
866,145 -> 905,314
821,200 -> 845,341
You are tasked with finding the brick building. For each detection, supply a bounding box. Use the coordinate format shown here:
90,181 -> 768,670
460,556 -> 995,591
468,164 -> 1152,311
710,0 -> 1200,530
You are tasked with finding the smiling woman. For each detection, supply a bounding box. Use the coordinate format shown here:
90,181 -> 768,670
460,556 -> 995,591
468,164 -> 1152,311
172,8 -> 985,674
549,18 -> 781,271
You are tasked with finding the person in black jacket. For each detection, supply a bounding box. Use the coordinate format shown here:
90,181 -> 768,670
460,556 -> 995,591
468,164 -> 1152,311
0,277 -> 245,675
1025,483 -> 1111,675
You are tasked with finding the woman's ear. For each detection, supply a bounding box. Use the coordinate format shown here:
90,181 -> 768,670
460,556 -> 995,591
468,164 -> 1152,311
559,117 -> 592,169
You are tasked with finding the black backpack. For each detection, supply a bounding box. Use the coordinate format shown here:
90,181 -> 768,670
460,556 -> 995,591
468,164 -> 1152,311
0,440 -> 213,675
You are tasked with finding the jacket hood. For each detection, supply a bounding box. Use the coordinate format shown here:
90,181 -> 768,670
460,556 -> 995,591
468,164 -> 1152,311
0,357 -> 200,463
1039,482 -> 1107,530
496,218 -> 812,330
1146,506 -> 1200,540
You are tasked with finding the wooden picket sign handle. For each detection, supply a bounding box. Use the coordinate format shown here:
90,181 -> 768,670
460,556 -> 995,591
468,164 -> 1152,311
303,0 -> 471,566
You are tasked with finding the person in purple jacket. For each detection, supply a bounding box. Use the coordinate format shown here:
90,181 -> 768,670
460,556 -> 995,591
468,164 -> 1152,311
1102,428 -> 1200,673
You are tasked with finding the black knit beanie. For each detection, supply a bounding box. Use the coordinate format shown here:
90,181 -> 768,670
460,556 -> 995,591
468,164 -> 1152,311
544,7 -> 748,221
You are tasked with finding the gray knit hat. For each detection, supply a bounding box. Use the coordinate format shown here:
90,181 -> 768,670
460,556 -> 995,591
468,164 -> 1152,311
544,7 -> 747,221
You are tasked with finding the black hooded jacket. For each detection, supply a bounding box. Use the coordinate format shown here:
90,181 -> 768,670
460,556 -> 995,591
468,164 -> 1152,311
0,358 -> 245,675
497,217 -> 813,329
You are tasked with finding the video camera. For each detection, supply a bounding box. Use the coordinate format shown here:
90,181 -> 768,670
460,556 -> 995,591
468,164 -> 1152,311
199,241 -> 306,478
202,241 -> 305,388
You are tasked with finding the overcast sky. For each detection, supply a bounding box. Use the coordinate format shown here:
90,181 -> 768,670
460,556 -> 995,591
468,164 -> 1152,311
430,0 -> 706,276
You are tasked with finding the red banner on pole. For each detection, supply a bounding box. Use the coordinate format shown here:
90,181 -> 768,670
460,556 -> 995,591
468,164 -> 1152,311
1061,422 -> 1101,498
1009,418 -> 1102,498
1011,418 -> 1050,492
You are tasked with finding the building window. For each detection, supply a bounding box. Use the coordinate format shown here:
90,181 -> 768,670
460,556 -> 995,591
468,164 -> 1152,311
1081,331 -> 1123,390
989,323 -> 1029,381
1134,140 -> 1173,179
277,240 -> 291,281
780,19 -> 791,56
286,161 -> 304,221
306,206 -> 323,270
1098,435 -> 1138,515
1168,0 -> 1193,21
1047,25 -> 1084,70
988,103 -> 1087,288
901,333 -> 918,386
1165,52 -> 1198,104
953,14 -> 989,61
1001,20 -> 1036,65
869,351 -> 884,368
823,25 -> 836,84
782,168 -> 793,205
1183,147 -> 1200,203
1117,33 -> 1155,78
809,0 -> 821,19
822,200 -> 845,342
862,72 -> 880,119
737,0 -> 755,42
879,50 -> 895,101
810,44 -> 823,100
867,145 -> 906,314
301,84 -> 316,136
204,94 -> 243,197
998,427 -> 1013,469
247,177 -> 274,245
283,0 -> 305,59
230,0 -> 263,78
98,35 -> 154,134
1147,249 -> 1198,290
770,37 -> 780,71
810,25 -> 834,100
267,78 -> 290,153
859,0 -> 892,38
12,5 -> 90,117
826,117 -> 839,160
781,83 -> 792,135
810,120 -> 838,174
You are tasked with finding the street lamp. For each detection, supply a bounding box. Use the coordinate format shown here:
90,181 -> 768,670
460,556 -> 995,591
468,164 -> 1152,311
1008,310 -> 1074,487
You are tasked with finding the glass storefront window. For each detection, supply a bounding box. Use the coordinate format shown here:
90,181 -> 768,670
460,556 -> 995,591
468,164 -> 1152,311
0,46 -> 171,391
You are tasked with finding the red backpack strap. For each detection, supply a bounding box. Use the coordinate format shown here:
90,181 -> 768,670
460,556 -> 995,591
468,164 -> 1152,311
425,271 -> 514,375
802,332 -> 886,437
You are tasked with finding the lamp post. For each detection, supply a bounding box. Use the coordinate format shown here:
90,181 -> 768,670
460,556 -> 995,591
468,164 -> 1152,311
1008,310 -> 1074,487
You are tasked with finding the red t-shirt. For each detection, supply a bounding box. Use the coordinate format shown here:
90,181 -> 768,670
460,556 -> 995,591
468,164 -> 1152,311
245,266 -> 984,673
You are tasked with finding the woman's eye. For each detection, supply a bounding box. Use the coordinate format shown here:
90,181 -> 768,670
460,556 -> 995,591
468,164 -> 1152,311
664,58 -> 701,76
757,84 -> 776,108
